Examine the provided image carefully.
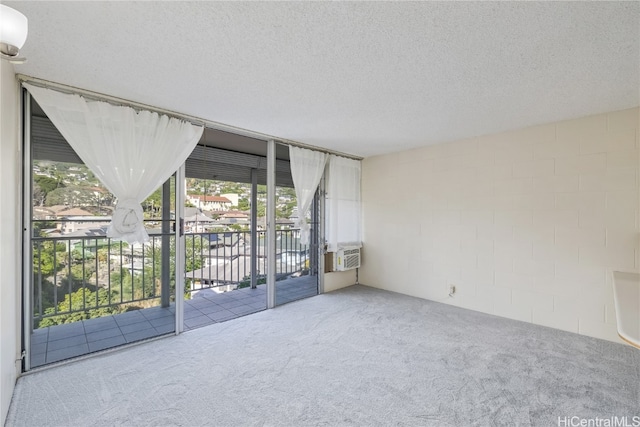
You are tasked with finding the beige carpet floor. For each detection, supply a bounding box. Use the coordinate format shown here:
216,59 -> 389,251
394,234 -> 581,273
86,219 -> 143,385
6,285 -> 639,426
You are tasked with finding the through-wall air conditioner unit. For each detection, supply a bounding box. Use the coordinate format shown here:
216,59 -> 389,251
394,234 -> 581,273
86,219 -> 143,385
334,246 -> 361,271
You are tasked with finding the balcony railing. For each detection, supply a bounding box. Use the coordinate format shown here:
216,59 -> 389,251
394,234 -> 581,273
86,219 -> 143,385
184,229 -> 310,294
31,220 -> 310,328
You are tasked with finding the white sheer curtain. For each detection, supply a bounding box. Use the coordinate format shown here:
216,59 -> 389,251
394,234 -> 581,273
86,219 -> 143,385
25,84 -> 204,244
326,155 -> 362,252
289,146 -> 328,245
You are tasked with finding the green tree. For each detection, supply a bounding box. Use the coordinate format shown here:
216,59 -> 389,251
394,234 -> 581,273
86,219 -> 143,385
33,181 -> 46,207
142,177 -> 175,216
184,235 -> 205,272
237,198 -> 250,211
34,175 -> 64,194
110,266 -> 160,303
276,201 -> 296,219
220,182 -> 243,194
33,240 -> 67,278
45,186 -> 96,207
38,288 -> 123,327
33,175 -> 64,206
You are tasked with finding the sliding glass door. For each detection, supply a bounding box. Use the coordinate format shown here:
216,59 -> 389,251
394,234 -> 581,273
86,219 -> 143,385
273,142 -> 319,306
25,94 -> 177,369
23,91 -> 327,369
179,133 -> 272,330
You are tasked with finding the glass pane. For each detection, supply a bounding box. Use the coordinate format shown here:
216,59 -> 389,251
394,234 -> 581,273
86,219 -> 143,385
182,177 -> 266,330
274,142 -> 318,306
29,99 -> 175,368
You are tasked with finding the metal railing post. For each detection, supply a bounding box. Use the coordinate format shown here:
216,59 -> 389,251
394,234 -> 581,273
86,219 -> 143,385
161,179 -> 171,308
250,168 -> 258,289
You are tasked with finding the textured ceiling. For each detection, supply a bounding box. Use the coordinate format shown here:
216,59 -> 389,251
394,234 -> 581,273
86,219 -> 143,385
6,1 -> 640,158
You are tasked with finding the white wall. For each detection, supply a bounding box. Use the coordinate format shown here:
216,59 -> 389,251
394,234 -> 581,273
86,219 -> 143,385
361,108 -> 639,343
0,62 -> 21,424
324,270 -> 357,292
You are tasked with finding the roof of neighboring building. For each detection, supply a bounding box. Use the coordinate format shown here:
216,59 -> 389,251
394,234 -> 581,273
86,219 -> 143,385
188,195 -> 232,203
185,212 -> 215,222
201,233 -> 242,246
61,226 -> 108,238
61,226 -> 164,239
184,256 -> 298,283
33,207 -> 55,218
184,207 -> 200,217
185,255 -> 262,284
220,212 -> 249,219
47,205 -> 70,213
57,208 -> 95,217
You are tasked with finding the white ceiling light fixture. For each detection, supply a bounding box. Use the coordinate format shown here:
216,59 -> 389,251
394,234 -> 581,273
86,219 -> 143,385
0,4 -> 28,64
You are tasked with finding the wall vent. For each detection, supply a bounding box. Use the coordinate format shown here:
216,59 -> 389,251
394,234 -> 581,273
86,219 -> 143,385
334,246 -> 361,271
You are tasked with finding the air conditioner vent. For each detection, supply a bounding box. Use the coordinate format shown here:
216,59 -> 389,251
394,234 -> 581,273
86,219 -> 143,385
334,246 -> 361,271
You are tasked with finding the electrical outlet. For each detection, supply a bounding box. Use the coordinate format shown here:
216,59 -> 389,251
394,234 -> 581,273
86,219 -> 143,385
449,284 -> 456,296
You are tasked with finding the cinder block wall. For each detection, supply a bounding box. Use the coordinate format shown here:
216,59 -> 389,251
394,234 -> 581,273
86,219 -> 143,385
361,108 -> 639,343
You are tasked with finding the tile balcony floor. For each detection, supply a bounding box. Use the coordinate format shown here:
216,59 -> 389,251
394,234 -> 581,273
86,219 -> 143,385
30,275 -> 317,368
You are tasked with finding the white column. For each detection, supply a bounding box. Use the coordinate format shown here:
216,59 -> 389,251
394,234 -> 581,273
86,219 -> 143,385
174,166 -> 186,334
266,140 -> 276,309
22,89 -> 31,371
317,175 -> 326,295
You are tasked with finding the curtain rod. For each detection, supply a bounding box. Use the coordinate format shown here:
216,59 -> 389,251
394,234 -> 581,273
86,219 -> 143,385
17,74 -> 362,161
